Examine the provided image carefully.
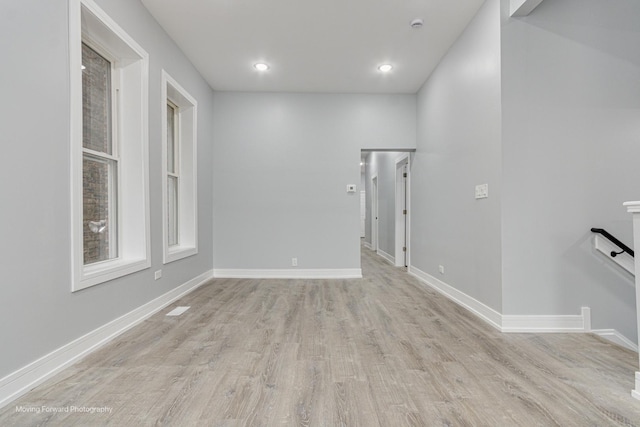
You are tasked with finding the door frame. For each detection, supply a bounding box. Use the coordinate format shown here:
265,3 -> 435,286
394,154 -> 410,267
371,174 -> 379,253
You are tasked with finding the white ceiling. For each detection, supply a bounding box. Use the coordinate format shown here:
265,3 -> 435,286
141,0 -> 485,94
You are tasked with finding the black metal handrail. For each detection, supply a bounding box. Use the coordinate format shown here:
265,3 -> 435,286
591,228 -> 634,258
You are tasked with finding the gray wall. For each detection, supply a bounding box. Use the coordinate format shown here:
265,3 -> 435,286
0,0 -> 214,378
501,0 -> 640,339
411,0 -> 503,312
212,93 -> 415,270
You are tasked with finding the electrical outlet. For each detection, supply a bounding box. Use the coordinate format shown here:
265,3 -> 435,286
438,265 -> 445,275
154,270 -> 162,280
292,257 -> 298,267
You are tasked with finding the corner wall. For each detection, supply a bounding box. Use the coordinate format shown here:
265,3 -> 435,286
412,0 -> 503,312
500,0 -> 640,341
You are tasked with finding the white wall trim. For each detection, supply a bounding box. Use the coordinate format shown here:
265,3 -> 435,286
377,249 -> 395,266
213,269 -> 362,279
408,266 -> 503,331
502,307 -> 590,333
161,70 -> 199,265
363,241 -> 372,250
408,266 -> 603,339
70,0 -> 151,291
592,329 -> 638,352
0,270 -> 213,410
633,372 -> 640,401
626,201 -> 640,397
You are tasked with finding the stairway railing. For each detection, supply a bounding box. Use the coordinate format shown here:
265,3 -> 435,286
590,228 -> 634,258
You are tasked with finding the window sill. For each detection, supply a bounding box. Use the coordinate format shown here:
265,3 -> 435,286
73,257 -> 151,292
164,246 -> 197,264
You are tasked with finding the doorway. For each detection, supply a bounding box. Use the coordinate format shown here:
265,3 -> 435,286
361,150 -> 413,267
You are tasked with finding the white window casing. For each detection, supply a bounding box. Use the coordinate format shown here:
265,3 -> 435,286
70,0 -> 150,291
161,70 -> 198,264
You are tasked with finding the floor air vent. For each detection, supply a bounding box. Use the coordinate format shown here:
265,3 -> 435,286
166,306 -> 190,316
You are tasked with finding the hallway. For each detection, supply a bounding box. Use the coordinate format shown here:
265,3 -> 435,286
2,247 -> 640,425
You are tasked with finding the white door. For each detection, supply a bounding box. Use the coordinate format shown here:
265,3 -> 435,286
360,190 -> 366,238
402,164 -> 408,267
395,156 -> 409,267
372,176 -> 378,252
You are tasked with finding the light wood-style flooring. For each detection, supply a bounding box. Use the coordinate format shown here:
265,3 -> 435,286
2,246 -> 640,426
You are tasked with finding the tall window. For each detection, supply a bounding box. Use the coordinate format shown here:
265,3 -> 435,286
162,70 -> 198,264
82,43 -> 118,264
167,101 -> 179,247
70,0 -> 150,291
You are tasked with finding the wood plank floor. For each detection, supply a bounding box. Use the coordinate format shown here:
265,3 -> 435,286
3,246 -> 640,426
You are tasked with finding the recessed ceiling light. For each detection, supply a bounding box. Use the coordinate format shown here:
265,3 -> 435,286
378,64 -> 393,73
254,63 -> 269,71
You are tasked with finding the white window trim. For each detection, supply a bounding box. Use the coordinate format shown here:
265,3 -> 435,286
70,0 -> 150,291
161,70 -> 198,264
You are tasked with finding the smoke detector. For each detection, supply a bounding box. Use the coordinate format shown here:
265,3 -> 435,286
410,18 -> 424,29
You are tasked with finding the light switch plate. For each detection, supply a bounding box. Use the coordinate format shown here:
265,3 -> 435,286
475,184 -> 488,199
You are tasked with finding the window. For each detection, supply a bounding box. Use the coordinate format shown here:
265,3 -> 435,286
70,0 -> 150,291
162,71 -> 198,264
167,101 -> 179,247
82,43 -> 118,264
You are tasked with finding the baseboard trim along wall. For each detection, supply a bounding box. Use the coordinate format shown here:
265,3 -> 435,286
0,269 -> 214,410
502,307 -> 590,333
377,250 -> 395,266
591,329 -> 638,352
363,242 -> 372,250
213,269 -> 362,279
408,265 -> 636,351
408,266 -> 503,331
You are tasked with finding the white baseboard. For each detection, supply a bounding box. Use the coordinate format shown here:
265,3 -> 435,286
408,266 -> 598,338
377,249 -> 395,266
592,329 -> 638,352
0,269 -> 214,410
633,372 -> 640,401
213,269 -> 362,279
363,242 -> 372,250
407,266 -> 638,352
502,307 -> 590,333
408,266 -> 502,331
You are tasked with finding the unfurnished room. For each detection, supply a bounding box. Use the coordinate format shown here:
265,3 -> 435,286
2,0 -> 640,425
